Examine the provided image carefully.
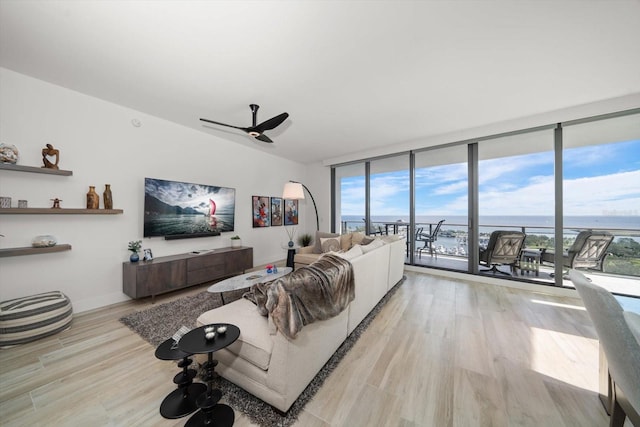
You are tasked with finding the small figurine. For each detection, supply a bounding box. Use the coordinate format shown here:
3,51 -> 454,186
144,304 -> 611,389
42,144 -> 60,170
51,198 -> 62,209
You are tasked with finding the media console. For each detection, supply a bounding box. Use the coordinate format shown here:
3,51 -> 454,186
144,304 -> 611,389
122,246 -> 253,300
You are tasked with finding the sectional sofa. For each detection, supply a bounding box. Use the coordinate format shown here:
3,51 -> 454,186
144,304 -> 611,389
196,233 -> 406,412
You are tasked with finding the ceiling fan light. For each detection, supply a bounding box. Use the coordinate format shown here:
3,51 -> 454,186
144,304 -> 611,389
248,131 -> 261,137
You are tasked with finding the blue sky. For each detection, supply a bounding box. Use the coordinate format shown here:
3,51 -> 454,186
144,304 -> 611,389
341,139 -> 640,217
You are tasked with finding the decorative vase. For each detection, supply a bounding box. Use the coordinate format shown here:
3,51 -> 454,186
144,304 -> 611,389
288,240 -> 294,248
130,252 -> 139,263
103,184 -> 113,210
86,186 -> 99,209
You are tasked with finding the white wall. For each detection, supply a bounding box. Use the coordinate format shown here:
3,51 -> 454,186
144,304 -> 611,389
0,68 -> 316,312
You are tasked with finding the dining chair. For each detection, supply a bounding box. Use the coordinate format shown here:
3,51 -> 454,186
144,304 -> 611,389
569,270 -> 640,427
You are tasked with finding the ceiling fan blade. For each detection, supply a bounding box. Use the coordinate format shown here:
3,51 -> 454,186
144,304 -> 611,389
254,112 -> 289,133
255,133 -> 273,143
199,117 -> 245,130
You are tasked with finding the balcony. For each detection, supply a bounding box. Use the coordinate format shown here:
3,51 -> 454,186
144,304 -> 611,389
341,218 -> 640,299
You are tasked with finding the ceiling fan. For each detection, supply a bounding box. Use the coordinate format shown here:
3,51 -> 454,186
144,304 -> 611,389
200,104 -> 289,143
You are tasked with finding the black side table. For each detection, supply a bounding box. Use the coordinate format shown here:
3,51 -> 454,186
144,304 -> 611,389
179,323 -> 240,427
155,338 -> 207,419
286,248 -> 296,268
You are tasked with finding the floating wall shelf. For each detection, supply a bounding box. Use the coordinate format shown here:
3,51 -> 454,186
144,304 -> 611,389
0,244 -> 72,258
0,208 -> 124,214
0,163 -> 73,176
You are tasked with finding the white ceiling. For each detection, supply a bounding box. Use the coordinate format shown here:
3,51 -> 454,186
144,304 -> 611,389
1,1 -> 639,165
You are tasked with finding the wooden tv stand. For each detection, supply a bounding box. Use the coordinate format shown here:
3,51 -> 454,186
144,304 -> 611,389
122,246 -> 253,300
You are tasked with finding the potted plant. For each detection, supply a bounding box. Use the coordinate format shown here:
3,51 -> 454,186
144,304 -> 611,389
230,235 -> 242,248
128,240 -> 142,262
298,233 -> 313,248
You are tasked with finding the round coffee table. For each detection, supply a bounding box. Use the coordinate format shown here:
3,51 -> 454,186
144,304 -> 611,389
155,338 -> 207,419
208,267 -> 292,304
179,323 -> 240,427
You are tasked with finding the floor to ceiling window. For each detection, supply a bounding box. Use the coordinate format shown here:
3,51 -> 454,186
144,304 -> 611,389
334,163 -> 366,234
369,155 -> 410,237
413,145 -> 468,270
562,113 -> 640,295
477,129 -> 555,278
331,108 -> 639,297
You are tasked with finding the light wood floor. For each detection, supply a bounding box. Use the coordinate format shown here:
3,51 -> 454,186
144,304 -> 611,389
0,271 -> 618,426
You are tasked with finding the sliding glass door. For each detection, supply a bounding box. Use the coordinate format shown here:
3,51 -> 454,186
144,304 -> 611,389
369,155 -> 410,238
477,129 -> 555,279
413,145 -> 468,270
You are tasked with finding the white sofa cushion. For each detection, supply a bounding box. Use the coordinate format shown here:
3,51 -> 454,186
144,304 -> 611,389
361,238 -> 384,253
337,244 -> 363,260
197,298 -> 273,370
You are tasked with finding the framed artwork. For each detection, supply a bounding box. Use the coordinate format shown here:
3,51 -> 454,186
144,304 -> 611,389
252,196 -> 270,227
143,248 -> 153,261
284,199 -> 299,225
271,197 -> 283,226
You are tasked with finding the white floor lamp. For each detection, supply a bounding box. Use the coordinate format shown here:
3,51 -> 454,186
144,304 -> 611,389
282,180 -> 319,231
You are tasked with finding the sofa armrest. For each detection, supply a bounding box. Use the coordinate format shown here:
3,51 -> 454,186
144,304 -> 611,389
298,245 -> 315,254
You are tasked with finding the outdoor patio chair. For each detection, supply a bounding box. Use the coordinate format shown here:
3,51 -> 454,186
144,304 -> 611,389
362,218 -> 385,236
406,227 -> 424,257
416,220 -> 445,259
542,230 -> 614,278
479,230 -> 526,275
569,270 -> 640,427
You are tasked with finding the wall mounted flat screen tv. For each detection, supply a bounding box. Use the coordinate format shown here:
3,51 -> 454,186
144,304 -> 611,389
144,177 -> 235,239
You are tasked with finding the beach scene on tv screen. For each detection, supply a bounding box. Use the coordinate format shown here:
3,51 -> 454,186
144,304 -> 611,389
144,178 -> 235,237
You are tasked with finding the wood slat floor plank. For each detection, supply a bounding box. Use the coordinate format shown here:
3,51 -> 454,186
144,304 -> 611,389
0,271 -> 615,426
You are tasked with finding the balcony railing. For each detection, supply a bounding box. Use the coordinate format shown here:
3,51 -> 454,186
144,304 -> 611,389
340,218 -> 640,279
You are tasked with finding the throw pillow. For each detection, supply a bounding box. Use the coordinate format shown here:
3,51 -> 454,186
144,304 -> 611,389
361,238 -> 384,253
340,233 -> 353,251
351,231 -> 367,245
380,234 -> 402,244
313,231 -> 339,254
320,237 -> 341,253
361,236 -> 375,245
337,244 -> 363,260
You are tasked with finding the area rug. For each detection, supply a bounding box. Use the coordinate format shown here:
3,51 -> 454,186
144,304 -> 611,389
119,277 -> 406,426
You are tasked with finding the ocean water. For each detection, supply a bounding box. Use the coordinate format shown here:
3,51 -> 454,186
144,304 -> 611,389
343,215 -> 639,231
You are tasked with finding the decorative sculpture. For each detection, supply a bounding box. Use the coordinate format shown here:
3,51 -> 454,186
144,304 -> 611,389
51,198 -> 62,209
41,144 -> 60,170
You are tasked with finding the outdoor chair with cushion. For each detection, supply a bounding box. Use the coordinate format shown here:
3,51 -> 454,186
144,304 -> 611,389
479,230 -> 526,276
569,270 -> 640,427
542,230 -> 614,278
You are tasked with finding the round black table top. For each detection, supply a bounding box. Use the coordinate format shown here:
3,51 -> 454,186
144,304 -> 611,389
179,323 -> 240,355
155,337 -> 193,361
